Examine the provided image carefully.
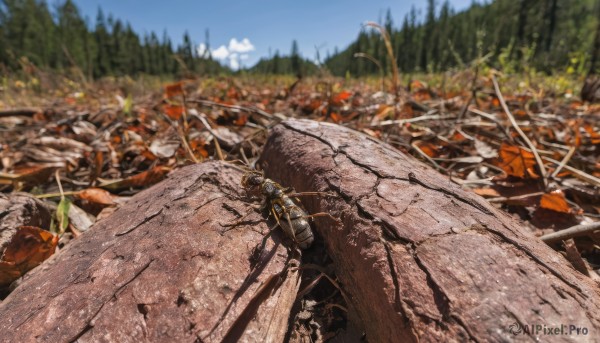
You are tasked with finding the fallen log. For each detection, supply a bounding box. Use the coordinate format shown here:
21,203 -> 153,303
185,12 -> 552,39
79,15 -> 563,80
0,162 -> 300,342
260,119 -> 600,342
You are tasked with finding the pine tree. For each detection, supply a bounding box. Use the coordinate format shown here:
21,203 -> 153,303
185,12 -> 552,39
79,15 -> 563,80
56,0 -> 87,71
93,8 -> 111,77
290,40 -> 301,77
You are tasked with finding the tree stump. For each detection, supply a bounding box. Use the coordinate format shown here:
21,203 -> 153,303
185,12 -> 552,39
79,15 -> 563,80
260,119 -> 600,343
0,162 -> 299,343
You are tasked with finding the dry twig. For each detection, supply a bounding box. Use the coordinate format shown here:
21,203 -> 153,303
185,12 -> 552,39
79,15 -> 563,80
492,75 -> 548,189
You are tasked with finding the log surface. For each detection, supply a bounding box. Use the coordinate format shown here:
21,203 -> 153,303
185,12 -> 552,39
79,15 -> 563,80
0,162 -> 299,343
260,119 -> 600,343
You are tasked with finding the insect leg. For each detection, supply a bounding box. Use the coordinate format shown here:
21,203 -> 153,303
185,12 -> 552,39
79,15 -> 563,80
271,203 -> 297,241
254,220 -> 281,255
304,212 -> 341,223
285,191 -> 336,198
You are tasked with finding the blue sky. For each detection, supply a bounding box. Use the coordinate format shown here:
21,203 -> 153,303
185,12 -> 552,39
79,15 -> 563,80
72,0 -> 474,69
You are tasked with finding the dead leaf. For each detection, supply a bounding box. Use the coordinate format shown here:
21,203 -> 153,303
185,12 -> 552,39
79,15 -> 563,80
331,91 -> 352,106
498,144 -> 537,178
164,104 -> 185,120
99,166 -> 171,191
68,203 -> 95,232
0,165 -> 57,185
78,188 -> 116,206
30,136 -> 92,152
0,226 -> 58,287
165,82 -> 184,98
330,112 -> 342,123
416,141 -> 440,158
413,89 -> 431,101
374,104 -> 394,120
540,190 -> 573,213
149,139 -> 180,158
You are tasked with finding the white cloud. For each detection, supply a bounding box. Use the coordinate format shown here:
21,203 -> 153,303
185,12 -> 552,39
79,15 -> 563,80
228,38 -> 255,54
229,58 -> 240,70
211,45 -> 229,60
197,43 -> 208,57
207,38 -> 254,69
229,53 -> 241,70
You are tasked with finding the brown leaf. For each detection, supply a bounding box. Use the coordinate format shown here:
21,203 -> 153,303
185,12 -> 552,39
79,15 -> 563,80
163,104 -> 185,120
0,226 -> 58,287
99,166 -> 171,191
498,144 -> 537,178
416,141 -> 440,158
78,188 -> 116,206
12,165 -> 57,183
165,82 -> 184,98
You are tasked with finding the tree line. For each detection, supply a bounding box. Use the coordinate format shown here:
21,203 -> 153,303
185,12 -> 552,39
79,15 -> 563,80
0,0 -> 226,79
325,0 -> 599,77
1,0 -> 599,79
249,40 -> 319,76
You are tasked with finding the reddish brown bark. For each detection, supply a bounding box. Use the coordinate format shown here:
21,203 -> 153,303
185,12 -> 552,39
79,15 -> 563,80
260,119 -> 600,342
0,162 -> 299,342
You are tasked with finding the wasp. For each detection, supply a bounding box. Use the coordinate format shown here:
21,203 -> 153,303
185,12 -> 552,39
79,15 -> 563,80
241,170 -> 334,249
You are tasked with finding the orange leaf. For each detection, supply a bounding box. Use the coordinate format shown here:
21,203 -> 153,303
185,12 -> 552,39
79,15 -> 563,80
330,112 -> 342,123
164,105 -> 185,120
498,144 -> 537,178
306,99 -> 322,112
584,124 -> 600,144
540,190 -> 571,213
234,114 -> 248,126
165,82 -> 184,98
514,109 -> 527,117
0,226 -> 58,287
189,139 -> 209,158
78,188 -> 116,206
416,142 -> 440,158
331,91 -> 352,106
122,166 -> 171,188
413,89 -> 431,102
91,151 -> 104,182
410,80 -> 425,89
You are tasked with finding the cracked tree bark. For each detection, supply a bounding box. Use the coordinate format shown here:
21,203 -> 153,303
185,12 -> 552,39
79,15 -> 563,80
260,119 -> 600,343
0,162 -> 300,343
